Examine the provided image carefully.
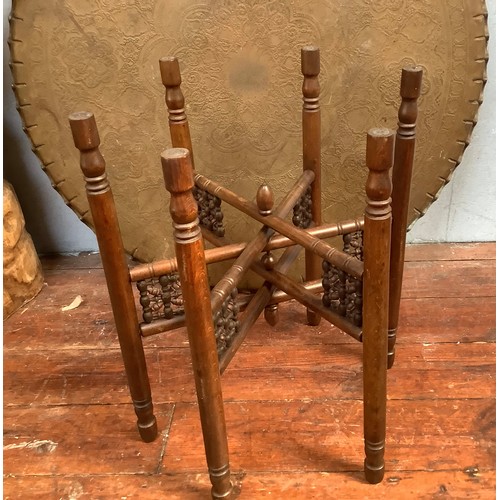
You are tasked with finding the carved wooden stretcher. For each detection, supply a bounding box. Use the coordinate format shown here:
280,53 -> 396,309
69,46 -> 422,499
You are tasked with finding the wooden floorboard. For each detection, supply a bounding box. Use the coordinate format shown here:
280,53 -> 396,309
4,295 -> 495,352
3,243 -> 496,498
4,342 -> 495,406
3,470 -> 496,500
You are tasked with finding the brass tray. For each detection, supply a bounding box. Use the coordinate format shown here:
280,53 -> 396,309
10,0 -> 488,285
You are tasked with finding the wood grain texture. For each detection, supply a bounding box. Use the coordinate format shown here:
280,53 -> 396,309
3,403 -> 174,476
3,470 -> 496,500
3,293 -> 495,353
3,243 -> 496,498
404,242 -> 495,261
4,342 -> 494,407
163,399 -> 495,473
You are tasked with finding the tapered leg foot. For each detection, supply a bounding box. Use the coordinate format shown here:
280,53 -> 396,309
264,304 -> 279,326
134,399 -> 158,442
210,464 -> 234,499
364,440 -> 385,484
306,309 -> 321,326
387,327 -> 396,369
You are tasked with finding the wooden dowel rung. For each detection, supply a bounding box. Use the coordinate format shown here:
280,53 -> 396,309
140,314 -> 186,337
250,261 -> 362,341
139,279 -> 325,338
266,217 -> 364,251
219,245 -> 302,373
209,170 -> 316,312
195,172 -> 364,279
270,279 -> 322,303
129,218 -> 363,282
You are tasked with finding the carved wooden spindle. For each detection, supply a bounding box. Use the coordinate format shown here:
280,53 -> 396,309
256,183 -> 274,216
137,280 -> 153,323
344,232 -> 364,327
301,46 -> 322,326
69,112 -> 157,443
159,274 -> 174,319
388,66 -> 423,369
161,148 -> 233,500
261,251 -> 279,326
159,56 -> 194,162
362,128 -> 394,484
256,183 -> 280,325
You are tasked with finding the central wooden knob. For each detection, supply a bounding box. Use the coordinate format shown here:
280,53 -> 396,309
256,184 -> 274,216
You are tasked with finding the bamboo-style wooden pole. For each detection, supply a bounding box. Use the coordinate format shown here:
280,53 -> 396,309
129,217 -> 364,282
210,172 -> 313,313
162,148 -> 233,499
69,112 -> 157,443
249,262 -> 362,341
388,66 -> 423,369
194,173 -> 364,278
219,245 -> 302,373
301,45 -> 322,326
362,128 -> 394,484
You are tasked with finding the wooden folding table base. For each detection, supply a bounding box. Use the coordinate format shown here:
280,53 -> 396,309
69,46 -> 422,499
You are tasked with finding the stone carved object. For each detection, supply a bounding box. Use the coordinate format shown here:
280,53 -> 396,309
3,181 -> 44,319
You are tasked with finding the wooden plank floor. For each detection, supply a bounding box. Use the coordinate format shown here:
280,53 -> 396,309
3,243 -> 496,499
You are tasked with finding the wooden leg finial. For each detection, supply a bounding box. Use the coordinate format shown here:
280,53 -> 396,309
162,148 -> 233,499
159,56 -> 194,163
362,127 -> 394,484
388,66 -> 423,369
69,111 -> 157,443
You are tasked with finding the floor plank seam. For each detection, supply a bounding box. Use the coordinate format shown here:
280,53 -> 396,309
155,403 -> 176,475
4,395 -> 496,410
3,339 -> 496,353
4,466 -> 495,478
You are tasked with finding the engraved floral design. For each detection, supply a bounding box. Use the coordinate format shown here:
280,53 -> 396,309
10,0 -> 488,288
169,1 -> 322,160
52,33 -> 116,89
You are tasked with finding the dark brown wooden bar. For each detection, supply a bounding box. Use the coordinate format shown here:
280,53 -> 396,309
362,128 -> 394,484
194,172 -> 364,278
219,245 -> 302,373
249,261 -> 362,341
301,46 -> 322,326
210,173 -> 313,313
388,66 -> 423,369
162,148 -> 233,499
129,217 -> 364,282
138,278 -> 325,338
68,112 -> 157,443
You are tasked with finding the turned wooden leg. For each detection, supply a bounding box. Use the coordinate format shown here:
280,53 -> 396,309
301,46 -> 322,326
388,66 -> 423,369
159,56 -> 195,164
162,148 -> 233,499
69,112 -> 157,442
362,128 -> 394,483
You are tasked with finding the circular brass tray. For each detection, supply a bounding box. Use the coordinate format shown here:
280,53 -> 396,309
10,0 -> 487,284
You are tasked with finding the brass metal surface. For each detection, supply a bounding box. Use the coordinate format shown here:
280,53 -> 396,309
10,0 -> 488,285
